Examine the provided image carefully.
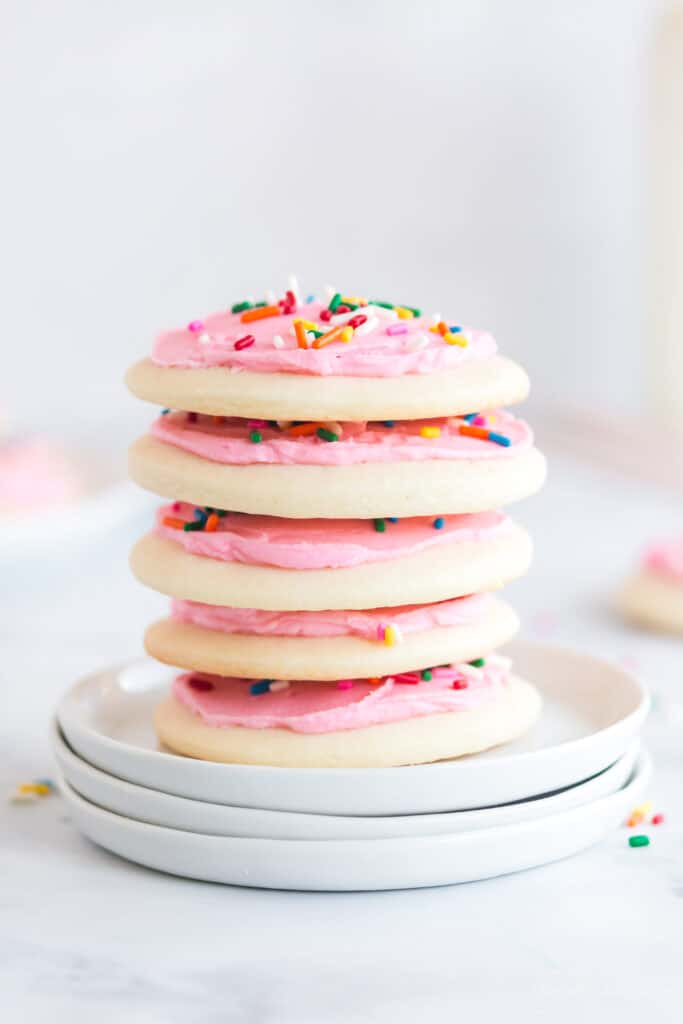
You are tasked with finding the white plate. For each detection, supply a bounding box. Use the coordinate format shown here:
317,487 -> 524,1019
54,723 -> 640,839
57,751 -> 652,890
56,642 -> 649,815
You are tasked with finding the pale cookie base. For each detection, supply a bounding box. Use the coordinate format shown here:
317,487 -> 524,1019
130,524 -> 533,610
154,675 -> 542,768
125,355 -> 530,421
144,597 -> 519,680
129,434 -> 546,517
617,568 -> 683,635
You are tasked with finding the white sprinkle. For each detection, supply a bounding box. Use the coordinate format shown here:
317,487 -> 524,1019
323,421 -> 343,437
323,283 -> 337,300
287,274 -> 301,305
305,331 -> 316,344
269,680 -> 291,693
276,420 -> 293,430
272,334 -> 285,349
329,308 -> 362,326
460,663 -> 484,681
353,316 -> 379,336
198,332 -> 212,345
265,289 -> 277,305
406,334 -> 429,352
364,304 -> 398,321
11,791 -> 38,804
430,312 -> 441,325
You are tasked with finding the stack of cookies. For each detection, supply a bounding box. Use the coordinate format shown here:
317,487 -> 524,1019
126,282 -> 546,769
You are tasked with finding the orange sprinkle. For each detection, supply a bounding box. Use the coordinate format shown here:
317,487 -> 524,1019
294,320 -> 309,349
212,415 -> 224,425
162,516 -> 185,529
287,422 -> 323,437
628,811 -> 645,828
368,677 -> 382,685
204,513 -> 219,532
458,424 -> 489,441
240,305 -> 281,323
312,325 -> 346,349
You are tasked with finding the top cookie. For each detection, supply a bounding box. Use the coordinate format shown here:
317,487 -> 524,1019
126,285 -> 530,420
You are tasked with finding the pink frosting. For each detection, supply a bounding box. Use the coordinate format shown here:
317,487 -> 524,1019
171,594 -> 488,640
644,536 -> 683,582
151,411 -> 531,467
156,503 -> 512,569
173,657 -> 511,734
151,301 -> 497,378
0,440 -> 81,512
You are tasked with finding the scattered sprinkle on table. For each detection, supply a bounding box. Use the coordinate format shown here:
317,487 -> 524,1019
629,835 -> 650,848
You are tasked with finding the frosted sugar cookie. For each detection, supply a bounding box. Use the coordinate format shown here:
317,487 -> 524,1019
130,505 -> 533,610
618,536 -> 683,634
126,291 -> 529,420
144,594 -> 518,680
129,411 -> 546,517
154,656 -> 542,767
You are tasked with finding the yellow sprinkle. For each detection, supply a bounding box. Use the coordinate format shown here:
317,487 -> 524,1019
444,332 -> 468,347
18,783 -> 51,796
339,326 -> 354,342
394,306 -> 414,319
342,296 -> 367,305
299,319 -> 321,331
420,426 -> 441,438
633,801 -> 653,816
486,413 -> 497,425
429,324 -> 442,333
383,624 -> 403,646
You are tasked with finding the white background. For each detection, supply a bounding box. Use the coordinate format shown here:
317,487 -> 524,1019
1,0 -> 657,438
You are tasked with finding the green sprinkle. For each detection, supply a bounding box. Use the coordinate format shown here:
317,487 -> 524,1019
316,427 -> 338,442
373,518 -> 386,533
403,306 -> 422,317
370,300 -> 395,309
183,521 -> 204,532
253,301 -> 267,308
310,329 -> 324,339
469,658 -> 485,668
231,301 -> 252,313
249,430 -> 262,443
344,302 -> 359,310
421,670 -> 433,681
329,292 -> 342,312
629,835 -> 650,848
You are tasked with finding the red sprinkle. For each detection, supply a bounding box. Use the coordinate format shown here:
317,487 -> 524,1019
335,304 -> 350,314
186,412 -> 198,423
319,309 -> 332,322
187,320 -> 204,332
188,676 -> 214,692
348,314 -> 367,329
452,678 -> 468,690
393,673 -> 421,684
652,813 -> 665,825
234,334 -> 255,351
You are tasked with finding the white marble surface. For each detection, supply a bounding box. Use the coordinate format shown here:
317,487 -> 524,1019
2,454 -> 683,1023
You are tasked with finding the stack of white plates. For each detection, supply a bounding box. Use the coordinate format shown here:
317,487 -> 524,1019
53,642 -> 651,891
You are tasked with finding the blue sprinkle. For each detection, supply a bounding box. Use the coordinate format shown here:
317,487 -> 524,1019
34,778 -> 56,791
250,679 -> 273,695
383,420 -> 395,428
388,517 -> 399,523
462,413 -> 478,423
305,294 -> 315,304
449,326 -> 462,333
193,508 -> 207,521
433,517 -> 445,529
488,432 -> 511,447
161,408 -> 171,415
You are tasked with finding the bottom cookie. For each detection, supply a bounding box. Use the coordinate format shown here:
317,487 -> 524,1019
617,567 -> 683,635
154,668 -> 542,769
